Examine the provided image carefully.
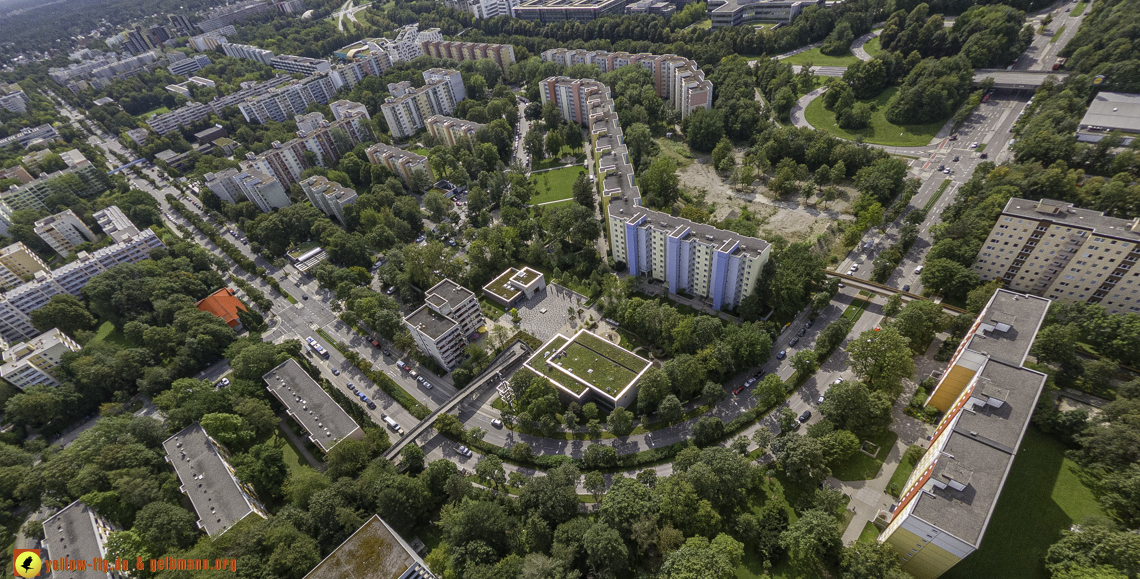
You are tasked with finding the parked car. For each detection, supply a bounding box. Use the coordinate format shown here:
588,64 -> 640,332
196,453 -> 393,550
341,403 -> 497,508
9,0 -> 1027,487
396,360 -> 407,370
805,319 -> 813,329
777,350 -> 787,360
733,385 -> 746,395
424,382 -> 433,390
367,401 -> 377,410
818,395 -> 825,403
457,445 -> 473,457
302,295 -> 308,300
331,368 -> 340,376
797,327 -> 806,337
952,155 -> 960,162
491,419 -> 504,428
370,338 -> 381,348
833,378 -> 844,385
798,410 -> 812,423
914,265 -> 924,274
970,142 -> 979,149
790,337 -> 800,346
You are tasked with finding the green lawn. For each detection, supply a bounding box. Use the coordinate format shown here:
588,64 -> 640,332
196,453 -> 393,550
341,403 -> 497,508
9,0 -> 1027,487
886,444 -> 924,497
135,106 -> 170,120
804,86 -> 946,147
782,47 -> 861,67
857,521 -> 881,544
942,428 -> 1103,579
1050,25 -> 1066,42
89,320 -> 134,348
841,298 -> 872,324
863,36 -> 882,56
831,430 -> 898,481
275,427 -> 314,476
923,179 -> 951,212
693,18 -> 712,29
657,137 -> 695,169
1071,1 -> 1087,16
530,165 -> 586,204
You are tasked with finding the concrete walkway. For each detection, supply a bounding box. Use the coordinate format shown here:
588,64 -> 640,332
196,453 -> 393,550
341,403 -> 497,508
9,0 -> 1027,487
851,30 -> 879,62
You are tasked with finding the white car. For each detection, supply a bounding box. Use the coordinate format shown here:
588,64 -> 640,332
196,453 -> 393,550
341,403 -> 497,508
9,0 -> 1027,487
491,419 -> 504,428
970,142 -> 979,149
457,445 -> 473,457
914,265 -> 924,274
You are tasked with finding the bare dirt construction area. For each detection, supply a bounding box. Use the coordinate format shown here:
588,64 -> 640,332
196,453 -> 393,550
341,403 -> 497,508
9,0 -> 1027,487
677,152 -> 856,243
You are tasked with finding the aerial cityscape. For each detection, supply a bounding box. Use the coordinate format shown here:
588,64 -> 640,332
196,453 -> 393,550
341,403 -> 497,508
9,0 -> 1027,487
0,0 -> 1137,577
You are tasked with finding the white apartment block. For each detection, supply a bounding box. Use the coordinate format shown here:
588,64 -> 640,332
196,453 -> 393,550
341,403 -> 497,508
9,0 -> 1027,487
237,73 -> 337,124
206,168 -> 291,212
421,39 -> 517,72
424,68 -> 467,102
540,49 -> 712,117
93,206 -> 141,242
1,150 -> 106,216
34,209 -> 97,257
147,76 -> 294,135
301,175 -> 357,224
425,115 -> 483,147
270,54 -> 332,75
0,229 -> 164,344
189,27 -> 235,51
0,327 -> 81,389
168,54 -> 212,77
0,83 -> 30,114
330,99 -> 370,121
221,42 -> 275,65
973,198 -> 1140,315
403,279 -> 483,370
365,143 -> 432,185
380,73 -> 463,138
0,124 -> 60,150
0,242 -> 48,291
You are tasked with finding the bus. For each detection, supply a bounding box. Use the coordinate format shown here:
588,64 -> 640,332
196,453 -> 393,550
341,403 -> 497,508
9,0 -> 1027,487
305,336 -> 329,359
1053,57 -> 1067,70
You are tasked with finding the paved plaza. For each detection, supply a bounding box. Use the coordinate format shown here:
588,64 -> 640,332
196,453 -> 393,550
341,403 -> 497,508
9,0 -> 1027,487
499,283 -> 592,343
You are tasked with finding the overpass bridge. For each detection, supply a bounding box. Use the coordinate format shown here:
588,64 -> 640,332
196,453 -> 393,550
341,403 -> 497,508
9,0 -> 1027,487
825,271 -> 968,315
382,340 -> 532,461
972,69 -> 1068,89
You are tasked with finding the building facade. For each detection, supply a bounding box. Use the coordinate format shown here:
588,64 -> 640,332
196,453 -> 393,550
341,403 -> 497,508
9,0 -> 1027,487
513,0 -> 632,22
365,143 -> 432,185
420,39 -> 517,72
540,50 -> 712,117
880,289 -> 1050,579
972,198 -> 1140,315
0,150 -> 107,218
442,0 -> 520,19
0,242 -> 48,291
425,115 -> 483,146
301,175 -> 357,223
270,54 -> 332,75
0,327 -> 81,389
168,54 -> 212,76
33,209 -> 97,257
626,0 -> 675,16
0,124 -> 60,150
404,279 -> 483,370
0,83 -> 30,114
221,42 -> 275,64
380,70 -> 465,138
708,0 -> 820,28
237,73 -> 337,124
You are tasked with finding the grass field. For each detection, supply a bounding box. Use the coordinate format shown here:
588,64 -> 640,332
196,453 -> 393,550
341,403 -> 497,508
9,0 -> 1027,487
782,47 -> 861,67
135,106 -> 170,120
657,137 -> 695,169
886,444 -> 924,497
831,430 -> 898,481
1071,1 -> 1087,16
804,87 -> 946,147
942,428 -> 1103,579
863,36 -> 882,56
857,521 -> 881,544
89,320 -> 134,348
275,427 -> 313,476
841,298 -> 872,324
530,165 -> 586,204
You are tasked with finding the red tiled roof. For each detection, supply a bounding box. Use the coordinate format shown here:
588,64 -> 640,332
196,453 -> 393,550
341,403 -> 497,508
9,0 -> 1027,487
195,288 -> 247,327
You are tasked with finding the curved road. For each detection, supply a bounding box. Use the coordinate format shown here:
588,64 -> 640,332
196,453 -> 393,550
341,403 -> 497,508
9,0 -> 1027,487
851,30 -> 879,62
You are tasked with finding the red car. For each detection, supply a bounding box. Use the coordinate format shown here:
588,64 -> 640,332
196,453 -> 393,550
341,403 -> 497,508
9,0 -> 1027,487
370,338 -> 381,348
733,386 -> 746,395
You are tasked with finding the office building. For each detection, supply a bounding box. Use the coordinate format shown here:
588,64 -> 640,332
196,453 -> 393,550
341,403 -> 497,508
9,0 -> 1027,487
0,328 -> 81,389
270,54 -> 332,75
420,39 -> 517,72
404,279 -> 484,370
0,243 -> 48,292
42,501 -> 124,579
263,359 -> 364,452
365,143 -> 432,185
540,50 -> 712,117
168,53 -> 212,77
0,229 -> 163,345
303,515 -> 437,579
380,70 -> 464,138
301,175 -> 357,224
93,206 -> 141,242
34,210 -> 97,257
0,124 -> 60,150
163,423 -> 268,536
197,0 -> 273,32
513,0 -> 632,22
442,0 -> 520,18
1078,92 -> 1140,135
539,74 -> 764,311
972,198 -> 1140,315
708,0 -> 819,28
880,289 -> 1050,579
0,83 -> 30,114
425,115 -> 483,146
626,0 -> 675,16
221,42 -> 275,64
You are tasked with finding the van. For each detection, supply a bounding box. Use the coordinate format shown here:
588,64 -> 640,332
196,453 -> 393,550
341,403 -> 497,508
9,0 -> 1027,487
382,415 -> 402,433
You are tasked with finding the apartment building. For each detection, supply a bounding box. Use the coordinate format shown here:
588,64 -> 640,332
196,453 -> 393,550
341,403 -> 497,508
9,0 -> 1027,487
403,279 -> 484,370
33,209 -> 97,257
168,54 -> 212,77
972,198 -> 1140,315
303,515 -> 437,579
708,0 -> 819,28
147,75 -> 293,135
442,0 -> 519,19
43,501 -> 125,579
513,0 -> 632,22
426,115 -> 484,146
0,124 -> 60,151
330,99 -> 370,121
881,289 -> 1050,579
420,39 -> 517,72
0,242 -> 48,291
93,206 -> 141,242
0,229 -> 164,344
221,42 -> 275,64
270,54 -> 332,75
188,26 -> 235,51
237,73 -> 337,124
0,166 -> 31,185
365,143 -> 432,185
0,327 -> 81,389
328,48 -> 394,90
0,83 -> 29,114
301,175 -> 357,223
380,71 -> 464,138
264,359 -> 364,452
197,0 -> 274,32
1,150 -> 108,215
235,169 -> 291,212
540,50 -> 712,117
163,423 -> 268,536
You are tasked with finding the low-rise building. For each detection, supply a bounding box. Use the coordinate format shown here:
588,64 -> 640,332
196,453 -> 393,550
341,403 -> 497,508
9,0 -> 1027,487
880,289 -> 1051,579
263,359 -> 364,452
303,515 -> 437,579
0,166 -> 33,185
270,54 -> 332,75
42,501 -> 124,579
0,124 -> 60,150
195,288 -> 249,330
404,279 -> 484,370
626,0 -> 675,16
168,54 -> 212,77
1077,92 -> 1140,135
0,82 -> 30,114
291,246 -> 329,275
524,328 -> 651,409
93,206 -> 140,242
221,42 -> 275,65
301,175 -> 357,223
0,242 -> 48,291
482,267 -> 546,307
425,115 -> 483,147
163,423 -> 268,536
33,209 -> 97,257
365,143 -> 432,185
0,328 -> 81,389
708,0 -> 819,28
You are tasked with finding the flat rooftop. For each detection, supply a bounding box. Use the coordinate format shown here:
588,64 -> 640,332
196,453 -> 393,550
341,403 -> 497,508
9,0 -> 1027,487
42,501 -> 112,578
1000,197 -> 1140,243
510,267 -> 543,289
163,423 -> 264,536
303,515 -> 433,579
1078,92 -> 1140,133
526,329 -> 650,398
964,288 -> 1051,367
263,359 -> 361,453
484,268 -> 523,303
427,278 -> 475,307
404,304 -> 458,340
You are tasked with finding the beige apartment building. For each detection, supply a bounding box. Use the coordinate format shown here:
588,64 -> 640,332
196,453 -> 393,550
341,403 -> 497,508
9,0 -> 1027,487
0,242 -> 48,291
972,198 -> 1140,315
365,143 -> 432,185
425,115 -> 484,147
0,327 -> 81,389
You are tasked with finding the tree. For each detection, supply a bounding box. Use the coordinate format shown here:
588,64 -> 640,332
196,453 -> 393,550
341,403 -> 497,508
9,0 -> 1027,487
30,294 -> 95,336
921,257 -> 979,298
659,534 -> 744,579
658,394 -> 683,424
326,439 -> 372,480
524,129 -> 545,161
583,522 -> 628,578
819,380 -> 893,438
891,300 -> 945,352
778,434 -> 830,485
476,455 -> 506,487
230,341 -> 284,381
702,381 -> 727,406
772,86 -> 797,119
712,138 -> 734,173
401,444 -> 425,473
846,326 -> 916,395
563,122 -> 584,151
626,122 -> 654,169
790,350 -> 818,375
232,442 -> 289,499
1046,521 -> 1140,578
641,157 -> 680,209
524,102 -> 543,120
545,129 -> 565,159
752,429 -> 773,455
606,406 -> 634,436
200,413 -> 253,448
755,375 -> 786,409
572,171 -> 594,211
883,294 -> 904,317
132,502 -> 199,552
586,470 -> 607,502
778,408 -> 800,434
693,416 -> 726,447
584,444 -> 617,469
424,190 -> 450,221
685,108 -> 724,152
780,508 -> 841,563
840,538 -> 909,579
